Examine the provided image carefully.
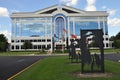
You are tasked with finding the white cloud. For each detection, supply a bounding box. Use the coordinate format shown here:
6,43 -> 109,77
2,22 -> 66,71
85,0 -> 96,11
0,7 -> 9,17
0,24 -> 1,28
101,6 -> 119,28
108,9 -> 117,16
0,30 -> 11,43
102,6 -> 117,16
108,18 -> 120,27
11,9 -> 19,13
59,0 -> 78,6
102,6 -> 107,9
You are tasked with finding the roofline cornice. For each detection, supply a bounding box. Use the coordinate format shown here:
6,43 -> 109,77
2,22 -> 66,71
10,4 -> 108,18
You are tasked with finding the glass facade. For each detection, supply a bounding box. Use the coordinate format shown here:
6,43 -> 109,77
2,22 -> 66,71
21,22 -> 51,37
70,21 -> 98,36
55,17 -> 65,41
69,17 -> 108,36
12,16 -> 108,39
12,17 -> 52,38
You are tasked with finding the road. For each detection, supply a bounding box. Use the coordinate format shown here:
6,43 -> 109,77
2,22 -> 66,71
0,56 -> 46,80
104,53 -> 120,62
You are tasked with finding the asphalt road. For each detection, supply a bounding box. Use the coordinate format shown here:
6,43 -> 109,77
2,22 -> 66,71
0,56 -> 46,80
104,53 -> 120,62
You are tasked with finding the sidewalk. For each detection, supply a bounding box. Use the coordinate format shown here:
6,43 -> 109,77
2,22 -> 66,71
32,53 -> 68,56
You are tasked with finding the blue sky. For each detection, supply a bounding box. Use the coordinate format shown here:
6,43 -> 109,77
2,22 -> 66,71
0,0 -> 120,42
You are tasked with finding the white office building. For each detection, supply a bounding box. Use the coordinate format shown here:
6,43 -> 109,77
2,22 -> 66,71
10,5 -> 110,51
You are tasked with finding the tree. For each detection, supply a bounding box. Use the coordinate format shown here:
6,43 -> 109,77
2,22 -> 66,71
0,34 -> 8,52
23,41 -> 32,50
113,32 -> 120,48
114,40 -> 120,48
115,32 -> 120,40
109,36 -> 115,41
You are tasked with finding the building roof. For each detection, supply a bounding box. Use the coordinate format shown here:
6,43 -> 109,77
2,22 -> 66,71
11,4 -> 108,18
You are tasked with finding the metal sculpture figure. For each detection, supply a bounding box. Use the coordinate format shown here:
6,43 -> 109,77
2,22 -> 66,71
69,39 -> 81,63
80,29 -> 104,73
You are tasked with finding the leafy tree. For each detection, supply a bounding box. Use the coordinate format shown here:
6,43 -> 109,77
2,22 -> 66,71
109,36 -> 115,41
114,40 -> 120,48
115,32 -> 120,40
23,41 -> 32,50
0,34 -> 8,52
113,32 -> 120,48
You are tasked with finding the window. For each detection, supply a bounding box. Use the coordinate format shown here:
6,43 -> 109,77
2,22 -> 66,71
16,40 -> 19,43
106,43 -> 109,47
30,40 -> 33,42
16,45 -> 19,49
21,40 -> 24,42
34,40 -> 37,42
21,45 -> 24,49
38,45 -> 41,49
88,38 -> 91,41
12,45 -> 14,49
106,38 -> 108,41
47,39 -> 51,42
34,45 -> 37,49
47,45 -> 51,49
55,17 -> 65,42
11,40 -> 14,43
42,45 -> 46,49
74,21 -> 98,36
42,39 -> 46,42
38,40 -> 41,42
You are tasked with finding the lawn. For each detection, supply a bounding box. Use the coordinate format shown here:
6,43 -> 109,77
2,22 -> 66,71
0,51 -> 47,56
12,56 -> 120,80
1,48 -> 119,56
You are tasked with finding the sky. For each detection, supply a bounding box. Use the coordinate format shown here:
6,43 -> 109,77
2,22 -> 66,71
0,0 -> 120,43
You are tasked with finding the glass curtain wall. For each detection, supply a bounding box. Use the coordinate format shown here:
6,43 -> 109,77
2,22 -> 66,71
69,17 -> 108,36
12,17 -> 52,38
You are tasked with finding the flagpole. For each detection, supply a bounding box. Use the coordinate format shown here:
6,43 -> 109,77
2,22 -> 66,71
62,28 -> 68,54
62,34 -> 64,54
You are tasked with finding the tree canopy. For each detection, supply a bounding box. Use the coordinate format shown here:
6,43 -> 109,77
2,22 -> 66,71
23,41 -> 32,50
114,32 -> 120,48
0,34 -> 8,52
111,32 -> 120,48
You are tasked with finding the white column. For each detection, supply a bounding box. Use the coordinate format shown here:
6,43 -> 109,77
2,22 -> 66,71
98,16 -> 100,29
103,17 -> 106,48
14,20 -> 16,50
73,19 -> 75,35
50,18 -> 53,52
14,21 -> 16,38
45,18 -> 47,37
103,17 -> 106,35
20,22 -> 22,37
19,21 -> 22,50
45,18 -> 47,46
68,17 -> 70,45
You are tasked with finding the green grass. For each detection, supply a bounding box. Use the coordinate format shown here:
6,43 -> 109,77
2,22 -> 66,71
0,48 -> 119,56
12,56 -> 120,80
91,48 -> 120,53
0,51 -> 47,56
53,48 -> 120,54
